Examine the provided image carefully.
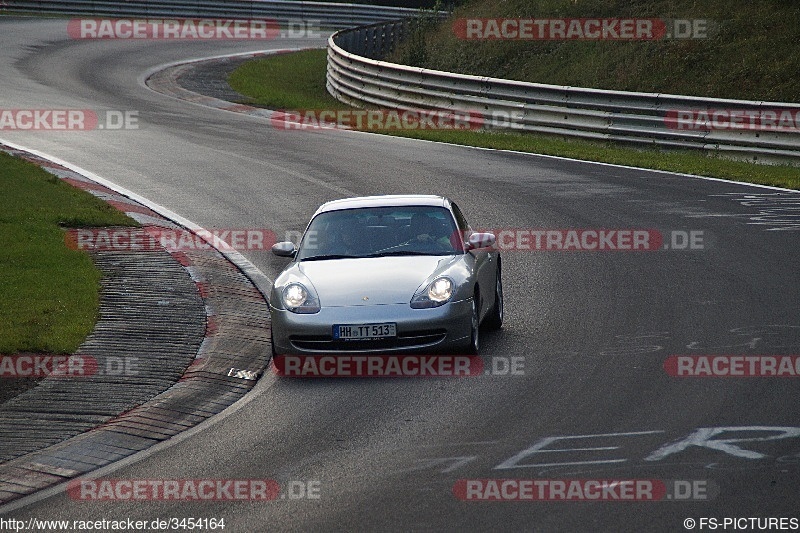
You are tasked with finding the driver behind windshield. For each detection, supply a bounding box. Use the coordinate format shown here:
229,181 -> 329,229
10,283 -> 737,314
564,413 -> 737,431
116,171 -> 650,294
298,206 -> 461,260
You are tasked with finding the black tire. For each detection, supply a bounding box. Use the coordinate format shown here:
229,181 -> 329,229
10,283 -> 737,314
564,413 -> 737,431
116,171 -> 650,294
484,265 -> 504,330
466,291 -> 480,355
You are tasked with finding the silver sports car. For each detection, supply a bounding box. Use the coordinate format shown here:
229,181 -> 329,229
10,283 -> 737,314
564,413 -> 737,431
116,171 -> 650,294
269,195 -> 502,355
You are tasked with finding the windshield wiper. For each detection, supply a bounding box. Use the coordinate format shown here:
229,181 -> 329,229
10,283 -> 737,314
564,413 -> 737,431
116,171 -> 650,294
364,250 -> 450,258
300,254 -> 360,261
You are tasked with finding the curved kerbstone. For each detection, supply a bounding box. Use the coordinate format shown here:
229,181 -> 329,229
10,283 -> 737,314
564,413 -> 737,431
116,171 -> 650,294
0,145 -> 272,506
145,49 -> 302,118
0,245 -> 206,461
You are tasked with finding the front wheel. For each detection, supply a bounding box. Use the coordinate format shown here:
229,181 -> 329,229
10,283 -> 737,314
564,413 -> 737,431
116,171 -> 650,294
484,267 -> 504,330
466,295 -> 480,355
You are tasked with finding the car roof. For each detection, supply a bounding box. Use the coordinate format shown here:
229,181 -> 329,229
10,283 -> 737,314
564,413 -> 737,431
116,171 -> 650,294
314,194 -> 451,215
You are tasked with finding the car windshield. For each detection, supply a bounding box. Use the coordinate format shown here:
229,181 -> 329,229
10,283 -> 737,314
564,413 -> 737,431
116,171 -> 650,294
296,206 -> 463,260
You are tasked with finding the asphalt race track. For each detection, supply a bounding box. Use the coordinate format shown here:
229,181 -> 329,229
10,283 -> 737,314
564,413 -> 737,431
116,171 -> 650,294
1,17 -> 799,532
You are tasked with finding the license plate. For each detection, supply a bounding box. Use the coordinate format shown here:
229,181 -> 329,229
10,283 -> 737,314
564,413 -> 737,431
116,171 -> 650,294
333,323 -> 397,340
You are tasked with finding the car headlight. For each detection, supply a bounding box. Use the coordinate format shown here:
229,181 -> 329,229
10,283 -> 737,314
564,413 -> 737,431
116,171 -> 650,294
428,277 -> 453,302
282,283 -> 320,314
411,277 -> 454,309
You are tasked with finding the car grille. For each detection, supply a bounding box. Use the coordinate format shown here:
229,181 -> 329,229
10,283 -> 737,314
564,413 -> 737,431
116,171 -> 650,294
289,329 -> 447,352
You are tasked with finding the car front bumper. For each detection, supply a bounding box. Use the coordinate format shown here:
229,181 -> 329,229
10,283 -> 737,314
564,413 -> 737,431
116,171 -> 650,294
270,298 -> 473,355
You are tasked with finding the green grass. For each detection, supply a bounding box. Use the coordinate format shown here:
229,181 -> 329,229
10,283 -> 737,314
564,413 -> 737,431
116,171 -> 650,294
0,152 -> 136,354
229,48 -> 800,190
229,49 -> 350,111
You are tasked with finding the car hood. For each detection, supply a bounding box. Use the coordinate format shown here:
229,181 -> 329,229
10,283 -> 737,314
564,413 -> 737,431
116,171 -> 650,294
297,255 -> 457,307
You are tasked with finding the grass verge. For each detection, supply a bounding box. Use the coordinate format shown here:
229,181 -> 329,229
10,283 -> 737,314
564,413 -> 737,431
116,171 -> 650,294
229,49 -> 800,190
0,151 -> 136,355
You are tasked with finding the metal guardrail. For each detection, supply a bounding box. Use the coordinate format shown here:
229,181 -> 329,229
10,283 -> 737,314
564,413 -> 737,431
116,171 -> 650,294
1,0 -> 422,28
327,20 -> 800,164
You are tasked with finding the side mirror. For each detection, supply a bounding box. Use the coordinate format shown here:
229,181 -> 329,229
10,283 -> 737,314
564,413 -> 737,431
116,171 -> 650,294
466,232 -> 496,251
271,241 -> 297,257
